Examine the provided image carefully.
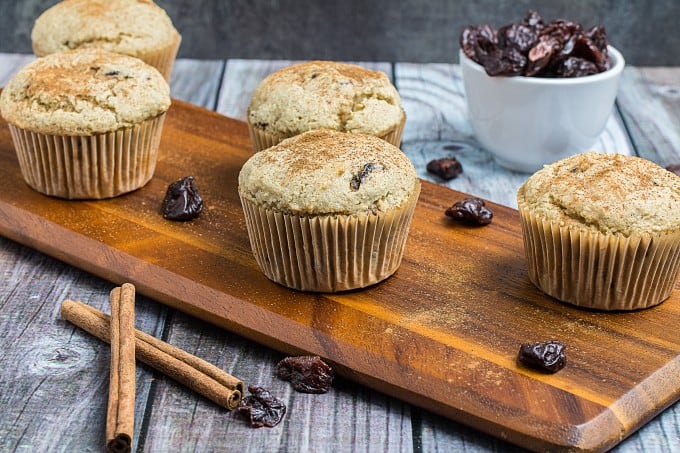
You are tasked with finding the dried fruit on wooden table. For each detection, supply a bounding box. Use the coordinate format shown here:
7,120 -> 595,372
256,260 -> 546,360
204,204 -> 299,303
161,176 -> 203,221
445,197 -> 493,225
426,157 -> 463,181
237,385 -> 286,428
275,355 -> 334,394
517,340 -> 567,373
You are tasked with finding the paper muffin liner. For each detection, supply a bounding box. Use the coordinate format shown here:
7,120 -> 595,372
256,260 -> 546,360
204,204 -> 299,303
7,114 -> 166,199
247,113 -> 407,152
240,183 -> 420,292
247,123 -> 284,153
518,200 -> 680,310
378,113 -> 406,148
138,35 -> 181,82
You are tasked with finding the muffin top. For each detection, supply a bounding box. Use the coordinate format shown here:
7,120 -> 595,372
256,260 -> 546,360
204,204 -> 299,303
0,48 -> 170,135
238,129 -> 418,216
518,152 -> 680,236
31,0 -> 180,58
247,61 -> 404,138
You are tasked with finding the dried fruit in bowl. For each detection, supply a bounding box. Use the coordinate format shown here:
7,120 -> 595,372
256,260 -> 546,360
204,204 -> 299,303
460,10 -> 610,78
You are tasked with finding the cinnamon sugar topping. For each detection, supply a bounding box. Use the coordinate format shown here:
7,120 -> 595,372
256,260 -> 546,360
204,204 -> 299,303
239,129 -> 417,216
518,152 -> 680,235
247,61 -> 404,139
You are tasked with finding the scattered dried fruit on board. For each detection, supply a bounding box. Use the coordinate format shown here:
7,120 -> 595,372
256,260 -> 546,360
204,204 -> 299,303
237,385 -> 286,428
275,356 -> 334,394
161,176 -> 203,221
445,197 -> 493,225
517,340 -> 567,373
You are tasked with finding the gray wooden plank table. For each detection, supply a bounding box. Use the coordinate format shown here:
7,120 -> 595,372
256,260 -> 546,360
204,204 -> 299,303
0,53 -> 678,452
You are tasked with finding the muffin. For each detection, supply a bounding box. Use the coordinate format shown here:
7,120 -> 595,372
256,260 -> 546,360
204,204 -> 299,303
0,48 -> 170,199
247,61 -> 405,151
31,0 -> 181,81
238,129 -> 420,292
517,152 -> 680,310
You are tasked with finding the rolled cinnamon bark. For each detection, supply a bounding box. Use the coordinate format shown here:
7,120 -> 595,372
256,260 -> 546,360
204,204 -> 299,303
60,299 -> 244,412
106,284 -> 136,453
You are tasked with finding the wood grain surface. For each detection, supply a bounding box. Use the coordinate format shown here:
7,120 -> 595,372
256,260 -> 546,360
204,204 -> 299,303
0,99 -> 678,452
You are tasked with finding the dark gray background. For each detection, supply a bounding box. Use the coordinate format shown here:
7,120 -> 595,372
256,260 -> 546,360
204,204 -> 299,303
1,0 -> 678,65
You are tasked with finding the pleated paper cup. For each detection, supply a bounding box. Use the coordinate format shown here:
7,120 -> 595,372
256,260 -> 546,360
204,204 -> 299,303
7,113 -> 166,199
247,114 -> 406,152
240,184 -> 420,292
518,200 -> 680,311
247,123 -> 284,153
137,35 -> 182,82
377,113 -> 406,148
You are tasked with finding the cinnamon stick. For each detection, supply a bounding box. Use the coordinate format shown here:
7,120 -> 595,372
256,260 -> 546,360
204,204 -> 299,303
106,284 -> 136,453
60,299 -> 244,412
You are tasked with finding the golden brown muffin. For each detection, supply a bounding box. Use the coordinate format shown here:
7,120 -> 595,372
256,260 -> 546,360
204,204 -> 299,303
0,48 -> 170,199
247,61 -> 405,151
31,0 -> 181,81
517,152 -> 680,310
239,129 -> 420,292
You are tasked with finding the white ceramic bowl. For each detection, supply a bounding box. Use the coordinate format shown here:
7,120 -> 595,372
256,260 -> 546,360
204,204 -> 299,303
460,46 -> 625,172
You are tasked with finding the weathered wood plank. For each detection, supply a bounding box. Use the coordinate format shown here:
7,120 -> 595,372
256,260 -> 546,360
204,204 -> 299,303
169,58 -> 225,109
416,412 -> 526,452
141,313 -> 414,451
0,52 -> 34,82
616,67 -> 680,166
0,237 -> 168,451
394,62 -> 634,209
613,406 -> 680,452
216,59 -> 293,121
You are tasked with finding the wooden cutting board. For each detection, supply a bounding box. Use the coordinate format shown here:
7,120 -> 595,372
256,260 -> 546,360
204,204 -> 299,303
1,100 -> 678,452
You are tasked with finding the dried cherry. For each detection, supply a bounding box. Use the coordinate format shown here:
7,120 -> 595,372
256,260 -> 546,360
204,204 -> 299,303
237,385 -> 286,428
445,197 -> 493,225
161,176 -> 203,221
426,157 -> 463,181
461,10 -> 610,78
498,23 -> 538,54
557,57 -> 599,78
275,355 -> 334,394
350,163 -> 380,191
517,340 -> 566,373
